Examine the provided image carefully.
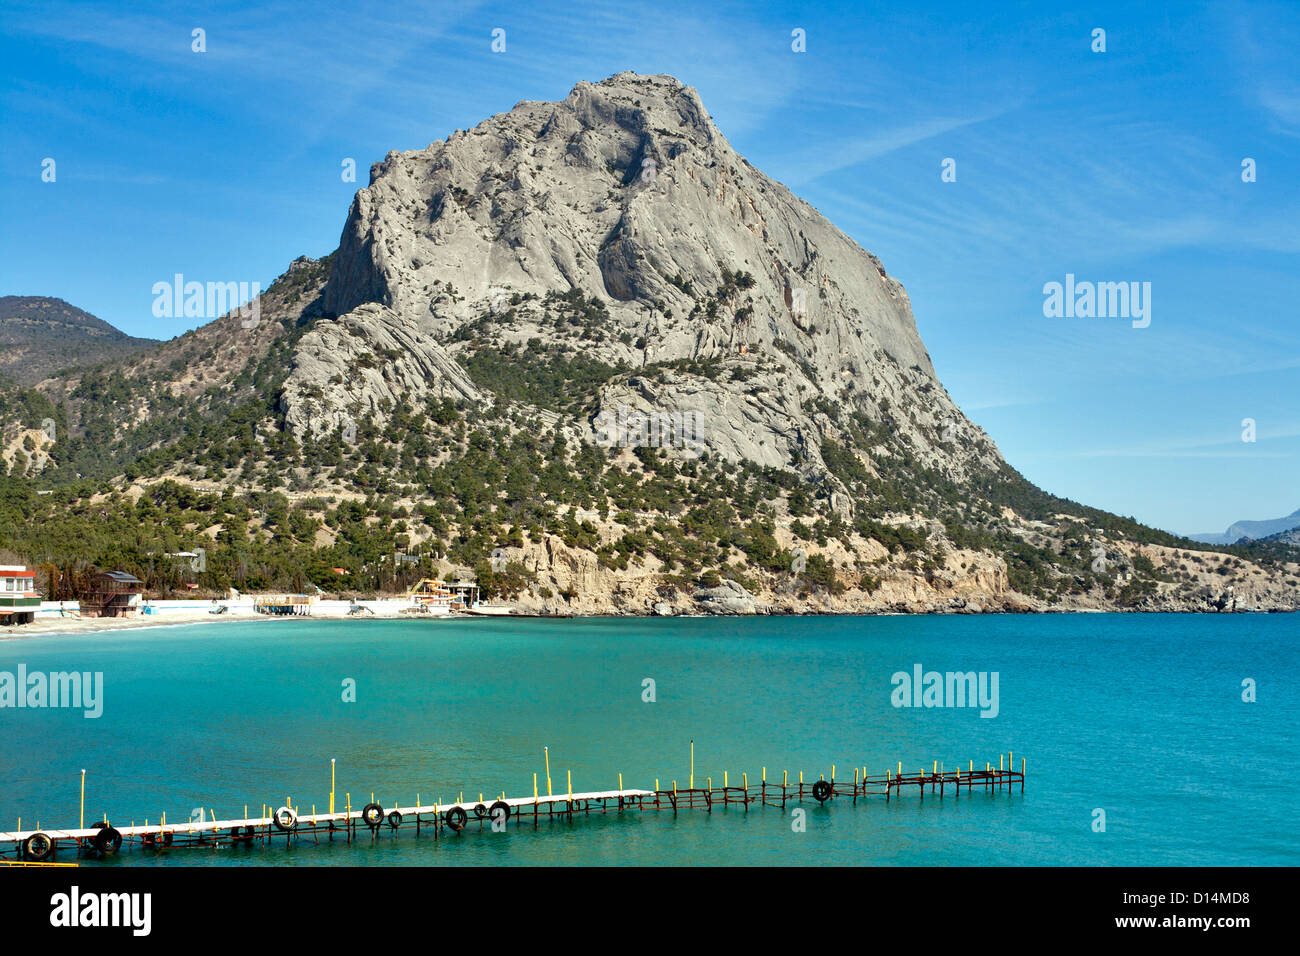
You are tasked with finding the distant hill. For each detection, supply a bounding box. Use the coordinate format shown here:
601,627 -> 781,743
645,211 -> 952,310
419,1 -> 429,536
1189,508 -> 1300,545
0,295 -> 159,384
1258,526 -> 1300,548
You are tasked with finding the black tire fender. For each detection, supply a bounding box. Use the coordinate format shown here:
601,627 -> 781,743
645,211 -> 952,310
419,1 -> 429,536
361,803 -> 384,828
489,800 -> 510,823
445,806 -> 468,831
22,832 -> 54,862
272,806 -> 297,831
94,826 -> 123,855
812,780 -> 833,803
386,810 -> 403,829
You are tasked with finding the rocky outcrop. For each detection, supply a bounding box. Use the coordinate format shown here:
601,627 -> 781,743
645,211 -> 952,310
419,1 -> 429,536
693,579 -> 760,614
282,303 -> 481,439
285,72 -> 1003,483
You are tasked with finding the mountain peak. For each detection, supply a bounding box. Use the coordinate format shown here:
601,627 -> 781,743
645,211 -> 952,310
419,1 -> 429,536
304,72 -> 963,480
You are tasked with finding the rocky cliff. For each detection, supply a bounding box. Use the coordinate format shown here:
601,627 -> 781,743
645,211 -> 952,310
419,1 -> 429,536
283,72 -> 1000,487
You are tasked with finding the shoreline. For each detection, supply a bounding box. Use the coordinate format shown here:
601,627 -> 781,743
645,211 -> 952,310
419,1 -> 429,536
0,607 -> 467,641
1,604 -> 1288,642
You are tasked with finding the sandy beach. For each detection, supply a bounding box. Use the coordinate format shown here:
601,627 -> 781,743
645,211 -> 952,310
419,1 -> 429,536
0,603 -> 463,641
0,611 -> 279,640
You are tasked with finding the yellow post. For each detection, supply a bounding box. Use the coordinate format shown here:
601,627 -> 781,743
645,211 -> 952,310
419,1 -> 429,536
1009,751 -> 1013,771
799,770 -> 803,784
743,772 -> 748,790
970,759 -> 973,772
707,776 -> 712,790
1022,757 -> 1026,775
618,773 -> 623,791
545,747 -> 552,797
655,779 -> 659,791
690,740 -> 694,790
533,773 -> 539,800
1000,754 -> 1004,772
567,770 -> 572,799
724,770 -> 728,788
762,766 -> 766,783
79,769 -> 85,830
831,764 -> 835,782
898,761 -> 902,775
783,770 -> 788,786
330,758 -> 336,814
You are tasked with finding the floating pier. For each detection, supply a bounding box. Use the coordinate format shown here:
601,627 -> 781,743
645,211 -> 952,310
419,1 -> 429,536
1,751 -> 1026,863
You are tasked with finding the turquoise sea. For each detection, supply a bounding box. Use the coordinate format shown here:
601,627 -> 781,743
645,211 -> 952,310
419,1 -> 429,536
0,614 -> 1295,866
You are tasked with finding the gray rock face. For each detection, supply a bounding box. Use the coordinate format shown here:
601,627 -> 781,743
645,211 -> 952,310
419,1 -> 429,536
693,578 -> 759,614
283,303 -> 481,440
283,71 -> 1004,482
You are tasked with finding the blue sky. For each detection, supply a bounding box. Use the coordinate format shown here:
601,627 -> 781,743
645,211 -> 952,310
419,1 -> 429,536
2,0 -> 1297,536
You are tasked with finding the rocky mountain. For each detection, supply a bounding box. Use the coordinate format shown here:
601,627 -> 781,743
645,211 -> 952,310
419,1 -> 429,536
1257,526 -> 1300,547
0,296 -> 159,385
2,73 -> 1297,614
1189,508 -> 1300,545
284,72 -> 997,486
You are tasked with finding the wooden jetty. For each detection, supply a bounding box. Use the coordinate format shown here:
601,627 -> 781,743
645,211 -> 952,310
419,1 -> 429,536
0,751 -> 1025,863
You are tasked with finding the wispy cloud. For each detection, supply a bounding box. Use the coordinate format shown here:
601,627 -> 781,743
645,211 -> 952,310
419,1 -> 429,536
1063,422 -> 1300,459
1259,86 -> 1300,135
776,106 -> 1019,186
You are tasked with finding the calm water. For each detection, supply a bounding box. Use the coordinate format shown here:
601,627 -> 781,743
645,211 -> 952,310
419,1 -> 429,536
1,614 -> 1295,866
